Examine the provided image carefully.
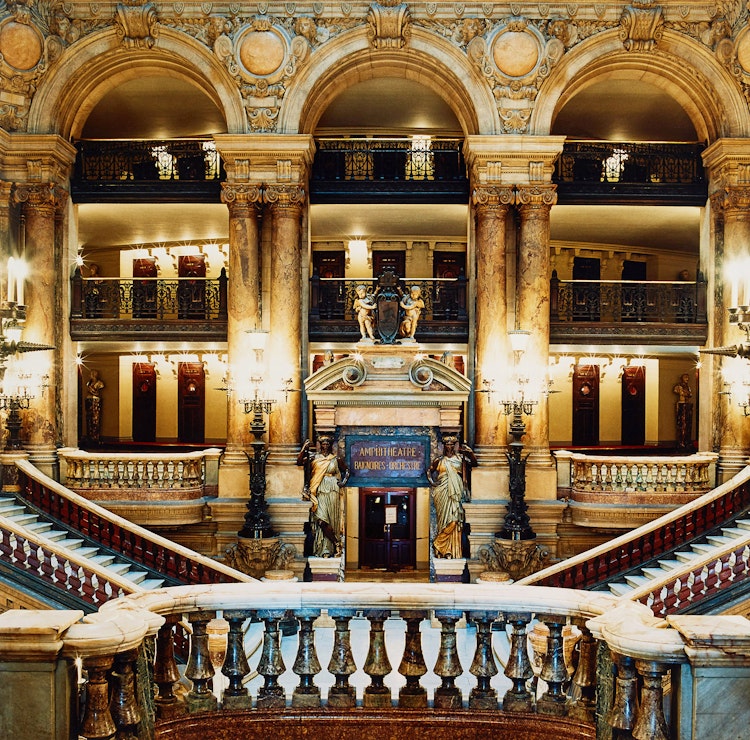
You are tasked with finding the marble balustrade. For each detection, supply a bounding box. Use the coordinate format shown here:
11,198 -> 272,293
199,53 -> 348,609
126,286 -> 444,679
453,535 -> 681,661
2,581 -> 749,740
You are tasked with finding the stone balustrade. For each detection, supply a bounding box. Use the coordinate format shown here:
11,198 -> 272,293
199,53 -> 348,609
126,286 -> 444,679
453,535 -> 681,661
58,447 -> 221,501
1,581 -> 749,740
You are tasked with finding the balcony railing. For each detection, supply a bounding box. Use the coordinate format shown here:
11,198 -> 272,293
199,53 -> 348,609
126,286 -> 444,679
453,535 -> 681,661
72,138 -> 224,202
550,271 -> 708,344
70,269 -> 228,340
309,275 -> 468,342
554,141 -> 707,205
311,137 -> 469,203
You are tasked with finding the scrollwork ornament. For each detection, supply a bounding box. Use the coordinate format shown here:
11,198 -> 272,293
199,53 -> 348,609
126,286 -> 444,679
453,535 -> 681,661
516,184 -> 558,208
367,1 -> 411,49
264,183 -> 306,208
472,186 -> 515,208
619,1 -> 664,52
220,182 -> 263,209
115,1 -> 159,49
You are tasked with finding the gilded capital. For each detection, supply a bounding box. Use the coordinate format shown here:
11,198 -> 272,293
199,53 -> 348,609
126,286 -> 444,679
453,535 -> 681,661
221,182 -> 263,216
13,183 -> 60,216
263,183 -> 306,210
716,186 -> 750,220
516,184 -> 558,209
472,186 -> 515,210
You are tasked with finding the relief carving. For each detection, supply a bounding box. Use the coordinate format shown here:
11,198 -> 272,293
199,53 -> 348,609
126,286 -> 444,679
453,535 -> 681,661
619,0 -> 663,52
367,0 -> 411,49
115,0 -> 159,49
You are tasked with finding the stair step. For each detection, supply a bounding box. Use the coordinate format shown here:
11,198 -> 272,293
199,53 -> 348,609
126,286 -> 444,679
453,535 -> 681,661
706,535 -> 736,547
720,527 -> 750,539
734,519 -> 750,531
624,574 -> 652,589
674,550 -> 702,563
641,567 -> 667,579
608,582 -> 633,597
139,578 -> 165,591
89,554 -> 116,567
0,505 -> 27,518
75,547 -> 100,558
688,543 -> 715,555
123,570 -> 151,584
43,530 -> 71,542
106,562 -> 133,576
8,513 -> 38,526
24,522 -> 54,534
657,559 -> 683,571
54,538 -> 84,550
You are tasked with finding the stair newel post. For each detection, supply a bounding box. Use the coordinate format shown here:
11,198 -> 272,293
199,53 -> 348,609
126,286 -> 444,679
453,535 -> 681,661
292,611 -> 322,707
632,660 -> 670,740
503,613 -> 534,712
221,611 -> 252,709
398,611 -> 428,708
184,611 -> 218,712
537,616 -> 569,716
327,611 -> 357,708
606,652 -> 638,735
468,611 -> 499,709
110,648 -> 141,734
256,610 -> 287,708
567,623 -> 598,723
80,654 -> 116,740
153,617 -> 184,719
363,610 -> 392,708
433,611 -> 463,710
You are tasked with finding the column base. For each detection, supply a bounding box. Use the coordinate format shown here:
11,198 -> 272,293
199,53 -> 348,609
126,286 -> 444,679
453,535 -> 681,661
432,557 -> 467,582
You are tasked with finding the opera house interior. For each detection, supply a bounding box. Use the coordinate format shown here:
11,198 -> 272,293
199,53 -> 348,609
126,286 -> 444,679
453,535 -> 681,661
0,0 -> 749,737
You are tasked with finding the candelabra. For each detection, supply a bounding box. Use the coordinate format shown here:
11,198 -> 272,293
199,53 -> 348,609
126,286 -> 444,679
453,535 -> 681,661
236,384 -> 276,539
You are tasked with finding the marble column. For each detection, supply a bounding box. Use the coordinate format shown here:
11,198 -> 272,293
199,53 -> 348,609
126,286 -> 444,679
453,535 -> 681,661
13,183 -> 61,476
265,184 -> 304,458
515,185 -> 556,469
220,183 -> 263,469
473,186 -> 514,464
713,186 -> 750,479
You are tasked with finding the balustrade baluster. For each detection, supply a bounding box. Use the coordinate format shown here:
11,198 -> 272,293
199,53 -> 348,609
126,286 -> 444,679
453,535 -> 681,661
433,611 -> 463,710
632,660 -> 669,740
185,611 -> 218,712
625,464 -> 634,489
603,463 -> 613,490
80,654 -> 116,740
537,616 -> 568,716
398,611 -> 428,708
614,464 -> 624,490
256,610 -> 287,708
503,613 -> 533,712
221,611 -> 252,709
635,464 -> 645,491
153,617 -> 183,719
363,610 -> 392,708
468,611 -> 498,709
327,611 -> 357,708
107,461 -> 115,487
567,624 -> 597,723
110,648 -> 141,735
607,652 -> 638,734
292,610 -> 322,707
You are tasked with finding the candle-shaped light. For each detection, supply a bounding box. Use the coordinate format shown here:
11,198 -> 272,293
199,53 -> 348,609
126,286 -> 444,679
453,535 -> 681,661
15,261 -> 26,306
6,257 -> 14,303
730,273 -> 739,308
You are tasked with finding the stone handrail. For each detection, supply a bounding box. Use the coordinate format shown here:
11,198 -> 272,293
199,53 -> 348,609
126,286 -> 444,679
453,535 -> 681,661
522,464 -> 750,590
57,446 -> 221,500
2,580 -> 748,739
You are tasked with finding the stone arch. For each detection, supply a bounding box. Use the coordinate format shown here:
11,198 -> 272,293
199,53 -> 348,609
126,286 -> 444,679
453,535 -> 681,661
531,29 -> 749,141
28,28 -> 246,138
280,27 -> 499,136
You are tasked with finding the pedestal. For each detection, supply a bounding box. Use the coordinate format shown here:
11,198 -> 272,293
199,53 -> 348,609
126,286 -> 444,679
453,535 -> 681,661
307,555 -> 343,581
223,536 -> 296,579
432,557 -> 467,583
478,538 -> 549,581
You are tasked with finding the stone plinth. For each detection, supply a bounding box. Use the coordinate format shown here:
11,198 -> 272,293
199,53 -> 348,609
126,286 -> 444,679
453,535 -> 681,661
223,537 -> 296,579
478,537 -> 549,581
307,555 -> 343,581
432,557 -> 467,582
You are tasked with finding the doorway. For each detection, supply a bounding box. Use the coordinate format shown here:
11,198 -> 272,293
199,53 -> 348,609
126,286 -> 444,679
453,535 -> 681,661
178,362 -> 205,443
132,362 -> 157,442
372,251 -> 405,278
177,255 -> 206,319
572,364 -> 600,446
133,257 -> 157,318
621,365 -> 646,445
359,488 -> 416,570
572,256 -> 601,321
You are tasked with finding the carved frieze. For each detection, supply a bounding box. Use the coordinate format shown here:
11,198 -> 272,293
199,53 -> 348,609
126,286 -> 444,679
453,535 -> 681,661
367,0 -> 411,49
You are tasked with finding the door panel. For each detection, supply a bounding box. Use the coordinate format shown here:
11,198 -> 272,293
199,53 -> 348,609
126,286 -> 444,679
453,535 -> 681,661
133,258 -> 157,318
572,364 -> 600,446
178,362 -> 205,443
372,251 -> 405,278
178,255 -> 206,319
621,365 -> 645,445
359,488 -> 415,570
132,363 -> 157,442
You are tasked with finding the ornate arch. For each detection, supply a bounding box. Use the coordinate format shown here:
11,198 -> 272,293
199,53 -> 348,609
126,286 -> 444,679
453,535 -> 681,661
280,27 -> 499,136
531,29 -> 749,141
27,28 -> 246,138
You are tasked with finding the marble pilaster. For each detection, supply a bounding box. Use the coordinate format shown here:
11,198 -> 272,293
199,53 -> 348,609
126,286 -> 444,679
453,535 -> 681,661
516,185 -> 556,472
219,183 -> 263,494
266,184 -> 304,458
13,183 -> 61,476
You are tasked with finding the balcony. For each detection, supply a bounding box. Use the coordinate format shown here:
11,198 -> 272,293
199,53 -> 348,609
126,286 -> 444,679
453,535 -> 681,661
70,268 -> 227,341
309,274 -> 468,343
72,138 -> 224,202
550,272 -> 708,345
310,137 -> 469,203
554,141 -> 707,205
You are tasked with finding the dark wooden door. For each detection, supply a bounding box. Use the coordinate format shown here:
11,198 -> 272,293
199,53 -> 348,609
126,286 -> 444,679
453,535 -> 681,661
433,251 -> 466,319
621,365 -> 646,445
621,260 -> 648,321
372,251 -> 405,278
572,364 -> 600,446
178,255 -> 206,319
359,488 -> 415,570
572,256 -> 600,321
313,251 -> 345,319
178,362 -> 205,444
133,258 -> 157,318
132,363 -> 157,442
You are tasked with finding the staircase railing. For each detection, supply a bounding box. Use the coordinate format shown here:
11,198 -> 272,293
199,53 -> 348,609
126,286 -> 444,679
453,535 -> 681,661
4,580 -> 749,740
521,465 -> 750,590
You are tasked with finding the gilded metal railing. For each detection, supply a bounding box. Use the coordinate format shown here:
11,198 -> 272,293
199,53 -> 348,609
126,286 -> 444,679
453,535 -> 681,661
550,272 -> 707,324
70,269 -> 228,320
